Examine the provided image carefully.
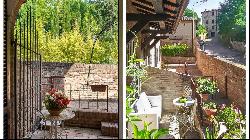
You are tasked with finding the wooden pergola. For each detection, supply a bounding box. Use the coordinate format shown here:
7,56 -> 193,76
127,0 -> 189,49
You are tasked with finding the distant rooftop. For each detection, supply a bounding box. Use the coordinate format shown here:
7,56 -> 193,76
181,16 -> 198,21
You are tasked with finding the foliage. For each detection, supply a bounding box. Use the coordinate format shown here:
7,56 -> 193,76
43,88 -> 70,110
203,102 -> 217,109
132,121 -> 168,139
216,104 -> 245,131
196,24 -> 207,37
161,43 -> 190,57
218,0 -> 246,42
195,77 -> 218,95
184,8 -> 200,22
178,96 -> 188,103
15,0 -> 118,64
204,103 -> 246,139
205,127 -> 217,139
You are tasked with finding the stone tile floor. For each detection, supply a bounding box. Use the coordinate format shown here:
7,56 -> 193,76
31,127 -> 118,139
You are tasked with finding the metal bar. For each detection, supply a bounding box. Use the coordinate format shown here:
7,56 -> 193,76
33,15 -> 36,125
26,10 -> 29,133
107,85 -> 108,112
39,55 -> 42,110
23,16 -> 26,137
19,20 -> 22,139
14,30 -> 17,139
97,91 -> 99,109
29,7 -> 32,132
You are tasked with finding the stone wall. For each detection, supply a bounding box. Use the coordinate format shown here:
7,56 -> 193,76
41,62 -> 118,100
141,67 -> 188,112
195,42 -> 246,112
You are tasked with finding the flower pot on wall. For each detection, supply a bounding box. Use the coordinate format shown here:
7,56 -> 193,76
90,85 -> 107,92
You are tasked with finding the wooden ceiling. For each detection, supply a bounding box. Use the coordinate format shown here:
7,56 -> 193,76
129,0 -> 184,31
126,0 -> 189,44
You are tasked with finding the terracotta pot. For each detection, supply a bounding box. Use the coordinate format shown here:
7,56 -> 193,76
90,85 -> 107,92
203,108 -> 217,116
48,109 -> 63,116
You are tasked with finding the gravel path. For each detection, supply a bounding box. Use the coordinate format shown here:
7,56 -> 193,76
202,38 -> 245,65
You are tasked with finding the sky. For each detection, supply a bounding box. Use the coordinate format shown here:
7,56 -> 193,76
187,0 -> 225,18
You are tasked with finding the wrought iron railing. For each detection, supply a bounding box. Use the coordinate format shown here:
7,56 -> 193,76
10,7 -> 42,139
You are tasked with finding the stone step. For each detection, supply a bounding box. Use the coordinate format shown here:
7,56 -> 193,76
101,122 -> 118,137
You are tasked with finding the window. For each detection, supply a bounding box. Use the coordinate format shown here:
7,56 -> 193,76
212,20 -> 214,24
212,12 -> 214,16
212,26 -> 214,29
206,20 -> 208,24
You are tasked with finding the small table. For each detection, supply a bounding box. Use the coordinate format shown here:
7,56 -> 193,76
173,97 -> 197,138
40,108 -> 75,139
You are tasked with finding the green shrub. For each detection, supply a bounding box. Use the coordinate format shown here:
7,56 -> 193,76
161,43 -> 190,57
195,77 -> 218,95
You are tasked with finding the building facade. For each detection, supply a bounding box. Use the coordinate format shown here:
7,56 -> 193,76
201,9 -> 219,38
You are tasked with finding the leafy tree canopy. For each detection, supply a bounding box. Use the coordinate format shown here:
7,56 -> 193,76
184,8 -> 200,22
218,0 -> 246,42
15,0 -> 118,64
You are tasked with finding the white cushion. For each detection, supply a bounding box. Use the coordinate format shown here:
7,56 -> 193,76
135,92 -> 152,113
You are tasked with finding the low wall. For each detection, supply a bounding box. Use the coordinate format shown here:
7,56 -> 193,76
195,41 -> 246,112
41,62 -> 118,100
230,40 -> 246,54
161,56 -> 196,64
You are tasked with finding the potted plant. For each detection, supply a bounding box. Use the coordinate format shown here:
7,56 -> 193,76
178,96 -> 188,103
203,102 -> 217,116
195,77 -> 218,101
44,88 -> 70,116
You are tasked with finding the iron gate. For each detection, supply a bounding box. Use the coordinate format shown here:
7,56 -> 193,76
10,6 -> 42,139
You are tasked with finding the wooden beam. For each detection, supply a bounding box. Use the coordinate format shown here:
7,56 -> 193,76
135,0 -> 153,7
141,29 -> 172,34
127,13 -> 176,21
164,8 -> 178,14
147,38 -> 160,49
154,36 -> 170,39
126,20 -> 148,43
137,8 -> 155,14
162,0 -> 180,7
132,2 -> 155,13
150,0 -> 164,13
141,33 -> 157,48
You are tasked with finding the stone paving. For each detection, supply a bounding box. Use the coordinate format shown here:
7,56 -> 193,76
159,111 -> 201,139
31,127 -> 118,139
202,38 -> 245,65
31,100 -> 118,139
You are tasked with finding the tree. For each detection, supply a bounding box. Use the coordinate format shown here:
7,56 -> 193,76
218,0 -> 246,42
16,0 -> 118,64
184,8 -> 200,22
196,24 -> 207,37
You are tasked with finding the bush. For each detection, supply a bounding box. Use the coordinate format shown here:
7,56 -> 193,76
161,43 -> 190,57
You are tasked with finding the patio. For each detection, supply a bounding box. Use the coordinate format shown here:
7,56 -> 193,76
126,0 -> 246,139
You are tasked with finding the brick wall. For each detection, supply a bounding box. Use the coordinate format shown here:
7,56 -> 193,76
41,62 -> 118,100
141,67 -> 189,112
195,42 -> 246,112
161,56 -> 196,64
